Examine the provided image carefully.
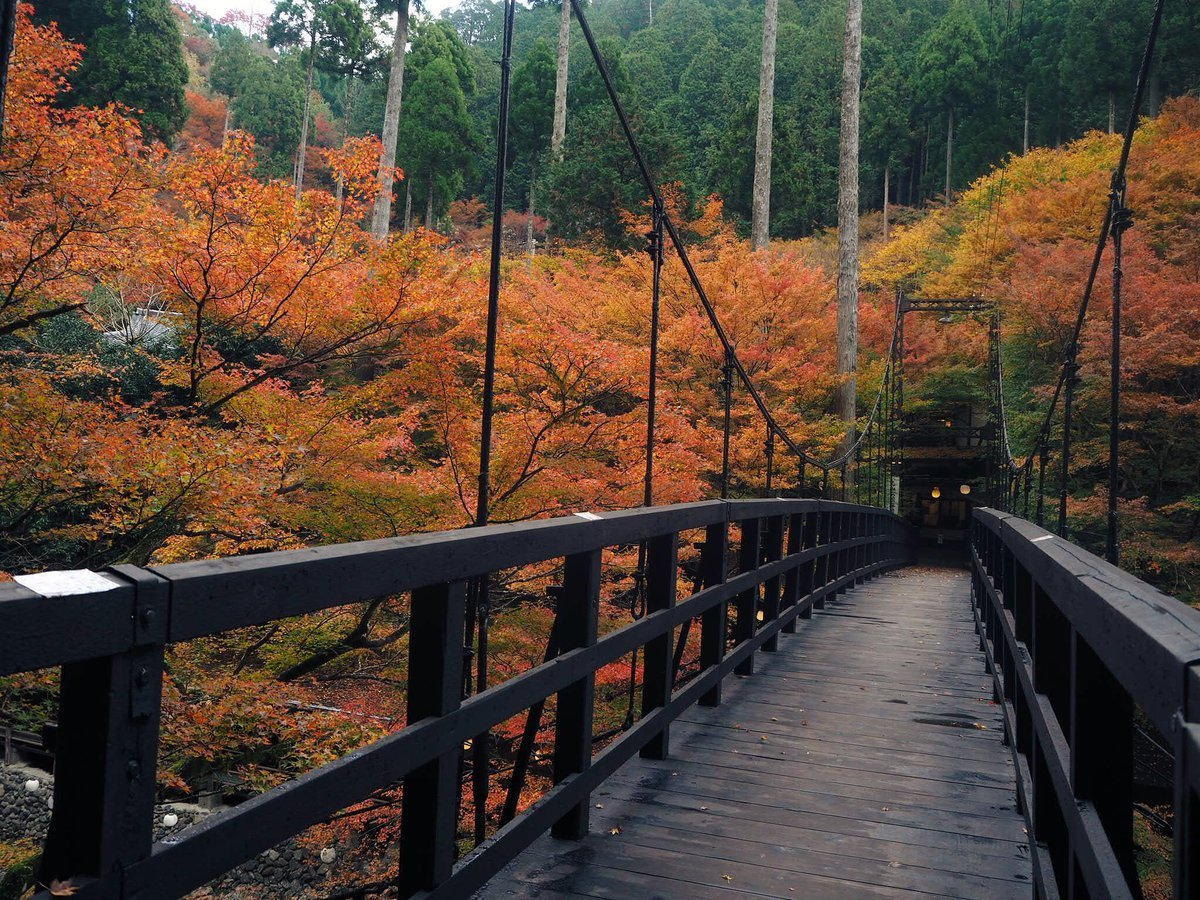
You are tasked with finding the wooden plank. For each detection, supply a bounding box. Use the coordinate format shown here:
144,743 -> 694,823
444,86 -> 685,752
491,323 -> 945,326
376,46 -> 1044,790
481,569 -> 1032,900
671,720 -> 1016,779
581,819 -> 1029,899
487,837 -> 965,900
674,736 -> 1017,795
605,756 -> 1024,830
592,777 -> 1028,858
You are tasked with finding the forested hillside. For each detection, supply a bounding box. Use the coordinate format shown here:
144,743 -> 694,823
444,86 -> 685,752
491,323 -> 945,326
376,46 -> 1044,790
65,0 -> 1200,241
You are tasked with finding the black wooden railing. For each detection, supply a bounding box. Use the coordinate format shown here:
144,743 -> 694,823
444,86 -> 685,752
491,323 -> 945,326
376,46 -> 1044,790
971,508 -> 1200,900
0,498 -> 912,899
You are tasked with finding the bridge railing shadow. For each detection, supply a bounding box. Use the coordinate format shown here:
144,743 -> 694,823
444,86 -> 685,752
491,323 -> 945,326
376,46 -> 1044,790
0,498 -> 913,899
972,507 -> 1200,900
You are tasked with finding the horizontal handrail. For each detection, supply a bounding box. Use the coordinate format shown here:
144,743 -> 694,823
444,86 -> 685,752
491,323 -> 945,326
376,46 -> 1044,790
4,498 -> 914,899
4,498 -> 869,669
973,509 -> 1200,737
971,507 -> 1200,899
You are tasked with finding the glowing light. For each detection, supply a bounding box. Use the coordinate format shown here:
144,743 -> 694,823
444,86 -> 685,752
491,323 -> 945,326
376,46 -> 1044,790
931,487 -> 942,499
960,484 -> 971,495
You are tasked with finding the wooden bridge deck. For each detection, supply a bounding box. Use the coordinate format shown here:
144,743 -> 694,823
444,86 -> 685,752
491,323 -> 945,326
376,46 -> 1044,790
481,566 -> 1032,899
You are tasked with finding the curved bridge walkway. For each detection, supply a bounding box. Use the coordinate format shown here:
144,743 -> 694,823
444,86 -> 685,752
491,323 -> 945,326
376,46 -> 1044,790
482,567 -> 1031,899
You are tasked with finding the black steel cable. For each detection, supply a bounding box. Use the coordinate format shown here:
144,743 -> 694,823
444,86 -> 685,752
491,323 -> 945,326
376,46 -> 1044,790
986,0 -> 1166,531
568,0 -> 900,483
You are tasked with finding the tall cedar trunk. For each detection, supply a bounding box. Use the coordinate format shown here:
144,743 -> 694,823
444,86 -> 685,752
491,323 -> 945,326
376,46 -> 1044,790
551,0 -> 570,157
222,101 -> 230,144
882,165 -> 890,241
527,159 -> 537,260
1147,64 -> 1161,117
0,0 -> 17,145
1108,90 -> 1115,134
403,179 -> 412,231
295,32 -> 316,200
1023,89 -> 1030,153
371,0 -> 412,240
425,172 -> 434,230
836,0 -> 862,469
921,122 -> 929,199
944,105 -> 953,206
335,80 -> 354,205
750,0 -> 779,251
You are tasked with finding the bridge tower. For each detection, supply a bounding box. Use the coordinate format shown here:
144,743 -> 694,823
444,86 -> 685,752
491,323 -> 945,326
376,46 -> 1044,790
892,293 -> 1003,551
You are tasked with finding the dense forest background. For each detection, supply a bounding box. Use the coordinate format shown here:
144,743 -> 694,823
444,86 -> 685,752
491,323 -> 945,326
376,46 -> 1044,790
34,0 -> 1200,241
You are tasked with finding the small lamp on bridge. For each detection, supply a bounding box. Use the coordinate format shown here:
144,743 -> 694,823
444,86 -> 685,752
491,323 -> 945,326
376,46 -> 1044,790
960,484 -> 972,495
931,486 -> 942,499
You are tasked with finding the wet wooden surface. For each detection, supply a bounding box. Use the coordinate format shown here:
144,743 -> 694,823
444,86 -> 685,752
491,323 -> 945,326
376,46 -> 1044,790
480,567 -> 1031,899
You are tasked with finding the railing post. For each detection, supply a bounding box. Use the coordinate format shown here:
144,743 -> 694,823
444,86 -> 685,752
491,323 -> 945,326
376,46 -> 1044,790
781,512 -> 803,633
814,507 -> 833,609
880,513 -> 889,568
1031,580 -> 1071,890
871,512 -> 880,571
1012,562 -> 1034,761
641,532 -> 678,760
39,567 -> 167,894
1175,682 -> 1200,899
999,545 -> 1017,730
854,511 -> 867,583
734,517 -> 762,675
863,513 -> 874,573
1033,732 -> 1069,892
552,550 -> 602,839
1070,632 -> 1138,892
798,510 -> 819,619
1032,585 -> 1071,731
401,581 -> 466,895
835,511 -> 850,595
699,520 -> 729,707
761,514 -> 785,651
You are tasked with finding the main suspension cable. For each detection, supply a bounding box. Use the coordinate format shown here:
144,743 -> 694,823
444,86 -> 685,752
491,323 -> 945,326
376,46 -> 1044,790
987,0 -> 1165,541
568,0 -> 899,483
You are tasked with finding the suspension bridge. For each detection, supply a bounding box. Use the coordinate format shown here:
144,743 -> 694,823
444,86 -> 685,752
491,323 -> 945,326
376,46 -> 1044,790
1,0 -> 1197,899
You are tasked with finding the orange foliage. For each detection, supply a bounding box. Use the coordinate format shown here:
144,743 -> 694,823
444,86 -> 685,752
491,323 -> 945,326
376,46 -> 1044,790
0,5 -> 160,339
178,90 -> 227,151
865,97 -> 1200,598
